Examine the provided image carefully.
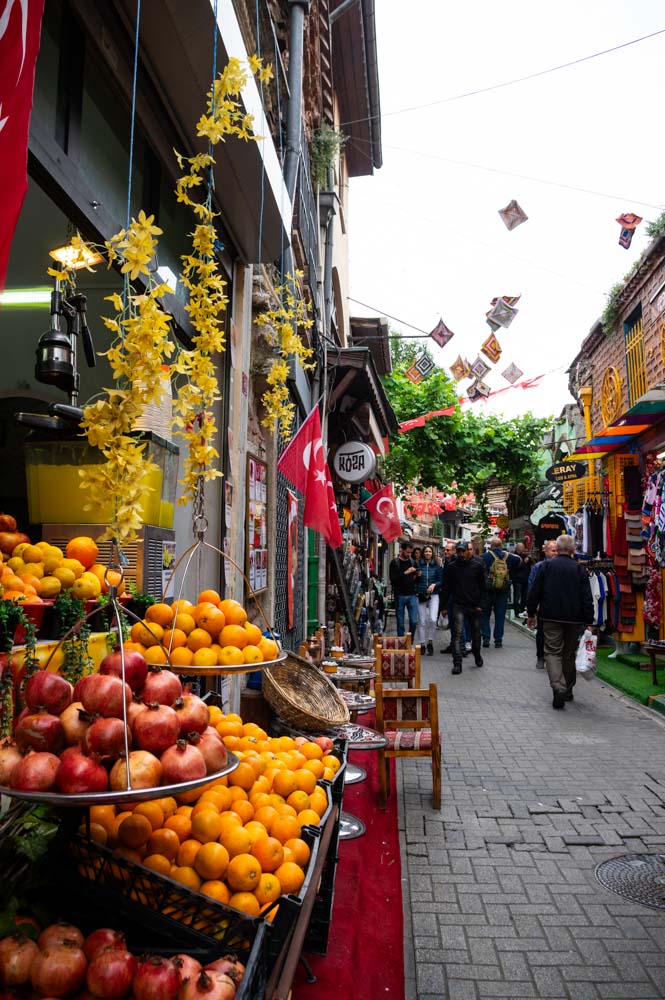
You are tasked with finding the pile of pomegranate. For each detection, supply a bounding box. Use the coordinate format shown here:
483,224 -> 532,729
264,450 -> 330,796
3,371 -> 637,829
0,921 -> 245,999
0,650 -> 228,795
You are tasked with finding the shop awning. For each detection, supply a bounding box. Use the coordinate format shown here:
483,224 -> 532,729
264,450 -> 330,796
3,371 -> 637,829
567,388 -> 665,460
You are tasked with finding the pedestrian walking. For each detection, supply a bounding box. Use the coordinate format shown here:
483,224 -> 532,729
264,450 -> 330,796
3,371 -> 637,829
527,539 -> 558,668
526,534 -> 594,709
481,537 -> 521,647
510,542 -> 532,616
389,540 -> 419,641
441,541 -> 486,674
416,545 -> 444,655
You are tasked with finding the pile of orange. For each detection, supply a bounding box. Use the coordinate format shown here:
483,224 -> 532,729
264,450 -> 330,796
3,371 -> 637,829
124,590 -> 280,668
0,535 -> 111,603
84,712 -> 340,919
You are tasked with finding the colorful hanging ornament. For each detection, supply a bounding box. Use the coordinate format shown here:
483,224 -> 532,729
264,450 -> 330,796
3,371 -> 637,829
405,352 -> 436,384
498,199 -> 528,231
616,213 -> 643,249
404,361 -> 423,385
490,295 -> 520,307
467,378 -> 490,401
470,356 -> 491,380
487,297 -> 519,329
429,317 -> 455,348
485,313 -> 501,333
501,362 -> 523,384
481,333 -> 502,364
449,355 -> 470,381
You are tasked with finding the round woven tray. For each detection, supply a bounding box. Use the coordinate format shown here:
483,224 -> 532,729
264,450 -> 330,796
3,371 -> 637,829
262,651 -> 351,732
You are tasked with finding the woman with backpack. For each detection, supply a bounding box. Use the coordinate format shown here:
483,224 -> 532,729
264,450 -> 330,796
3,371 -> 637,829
481,537 -> 522,648
416,545 -> 444,655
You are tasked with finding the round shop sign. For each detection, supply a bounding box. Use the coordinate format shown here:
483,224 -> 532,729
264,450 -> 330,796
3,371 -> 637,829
333,441 -> 376,483
496,515 -> 509,529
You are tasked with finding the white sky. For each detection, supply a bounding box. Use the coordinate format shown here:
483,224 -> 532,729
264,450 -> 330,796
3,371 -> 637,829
347,1 -> 665,420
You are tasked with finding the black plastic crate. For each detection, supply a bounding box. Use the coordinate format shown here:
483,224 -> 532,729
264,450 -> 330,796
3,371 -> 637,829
303,803 -> 341,956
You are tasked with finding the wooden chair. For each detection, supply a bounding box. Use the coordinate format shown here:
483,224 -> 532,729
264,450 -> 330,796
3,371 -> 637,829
375,677 -> 441,811
376,646 -> 421,688
373,635 -> 411,656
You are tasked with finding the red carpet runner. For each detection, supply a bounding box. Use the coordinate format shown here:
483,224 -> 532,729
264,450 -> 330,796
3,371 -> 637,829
292,743 -> 405,1000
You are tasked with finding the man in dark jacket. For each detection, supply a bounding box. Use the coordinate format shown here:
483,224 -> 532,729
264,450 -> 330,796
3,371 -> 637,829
526,534 -> 594,709
389,540 -> 419,640
441,541 -> 486,674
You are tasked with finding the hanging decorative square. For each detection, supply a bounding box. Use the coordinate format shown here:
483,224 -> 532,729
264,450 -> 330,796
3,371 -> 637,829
498,199 -> 528,230
616,213 -> 643,249
485,312 -> 501,332
501,362 -> 523,384
490,295 -> 521,307
429,318 -> 455,348
449,355 -> 471,381
488,297 -> 519,329
405,361 -> 423,384
481,333 -> 502,364
414,352 -> 436,378
470,356 -> 491,379
474,378 -> 492,398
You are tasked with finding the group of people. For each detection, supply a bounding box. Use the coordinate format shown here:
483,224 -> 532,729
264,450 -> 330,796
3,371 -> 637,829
389,534 -> 594,709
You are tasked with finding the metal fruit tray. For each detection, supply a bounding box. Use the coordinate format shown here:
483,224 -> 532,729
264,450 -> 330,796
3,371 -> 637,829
172,650 -> 287,676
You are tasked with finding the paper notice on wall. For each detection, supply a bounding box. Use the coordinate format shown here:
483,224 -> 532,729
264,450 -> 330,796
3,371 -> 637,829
162,541 -> 176,601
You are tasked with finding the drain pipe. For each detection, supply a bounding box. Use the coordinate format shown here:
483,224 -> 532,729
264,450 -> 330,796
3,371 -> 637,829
283,0 -> 311,205
318,167 -> 337,625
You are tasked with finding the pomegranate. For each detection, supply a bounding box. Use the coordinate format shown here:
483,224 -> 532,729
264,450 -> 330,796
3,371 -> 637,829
204,955 -> 244,985
190,730 -> 227,775
133,956 -> 180,1000
38,924 -> 85,950
109,750 -> 162,791
72,676 -> 91,702
132,704 -> 180,755
172,956 -> 201,984
83,929 -> 126,963
174,696 -> 209,736
160,740 -> 206,783
24,672 -> 73,715
179,970 -> 236,1000
100,648 -> 148,693
293,736 -> 307,749
55,751 -> 109,794
10,752 -> 59,791
0,935 -> 39,987
80,675 -> 131,719
0,744 -> 22,785
60,703 -> 92,746
313,735 -> 335,754
83,718 -> 131,761
30,944 -> 87,997
142,666 -> 182,707
0,514 -> 17,532
86,949 -> 136,1000
127,699 -> 148,727
15,711 -> 65,754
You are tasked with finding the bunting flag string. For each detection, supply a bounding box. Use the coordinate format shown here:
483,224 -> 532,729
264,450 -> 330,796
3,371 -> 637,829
397,372 -> 546,432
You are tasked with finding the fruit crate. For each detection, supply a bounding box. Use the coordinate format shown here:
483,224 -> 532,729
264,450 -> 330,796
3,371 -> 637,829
303,787 -> 342,956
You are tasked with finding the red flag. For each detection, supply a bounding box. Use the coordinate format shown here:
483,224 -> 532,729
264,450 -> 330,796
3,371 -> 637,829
0,0 -> 45,293
364,484 -> 402,542
278,406 -> 342,547
277,406 -> 323,493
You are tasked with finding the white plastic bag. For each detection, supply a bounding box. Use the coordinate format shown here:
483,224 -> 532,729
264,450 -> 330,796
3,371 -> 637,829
575,628 -> 597,679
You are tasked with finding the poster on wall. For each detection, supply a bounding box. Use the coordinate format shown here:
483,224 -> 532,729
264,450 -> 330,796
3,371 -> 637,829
246,454 -> 268,595
287,489 -> 298,629
225,482 -> 233,530
162,541 -> 176,601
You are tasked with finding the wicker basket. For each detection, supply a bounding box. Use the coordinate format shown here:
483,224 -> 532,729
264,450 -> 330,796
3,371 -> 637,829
262,651 -> 350,732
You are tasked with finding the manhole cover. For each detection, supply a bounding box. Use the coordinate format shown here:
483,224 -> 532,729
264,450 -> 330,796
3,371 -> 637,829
596,854 -> 665,910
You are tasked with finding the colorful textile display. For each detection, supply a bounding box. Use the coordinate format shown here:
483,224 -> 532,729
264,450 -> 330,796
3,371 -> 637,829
449,355 -> 471,381
404,362 -> 423,385
481,333 -> 502,364
429,318 -> 455,348
490,295 -> 521,307
470,356 -> 490,379
616,213 -> 643,250
498,199 -> 528,231
501,362 -> 523,384
643,566 -> 662,627
467,378 -> 491,400
488,297 -> 519,329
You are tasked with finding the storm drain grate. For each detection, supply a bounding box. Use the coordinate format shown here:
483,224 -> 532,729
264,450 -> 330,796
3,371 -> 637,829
595,854 -> 665,910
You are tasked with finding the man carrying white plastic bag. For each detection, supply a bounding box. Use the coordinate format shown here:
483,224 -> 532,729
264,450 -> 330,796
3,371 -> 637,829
576,629 -> 597,680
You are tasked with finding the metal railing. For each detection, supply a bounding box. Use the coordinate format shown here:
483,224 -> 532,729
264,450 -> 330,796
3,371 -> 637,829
295,121 -> 319,302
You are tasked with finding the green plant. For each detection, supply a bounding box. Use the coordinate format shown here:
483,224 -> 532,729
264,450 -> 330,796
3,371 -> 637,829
310,123 -> 346,189
601,282 -> 623,335
646,210 -> 665,239
53,592 -> 94,685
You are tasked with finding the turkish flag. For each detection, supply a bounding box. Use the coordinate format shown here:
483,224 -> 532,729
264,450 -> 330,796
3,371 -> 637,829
277,406 -> 323,493
364,484 -> 402,542
0,0 -> 45,293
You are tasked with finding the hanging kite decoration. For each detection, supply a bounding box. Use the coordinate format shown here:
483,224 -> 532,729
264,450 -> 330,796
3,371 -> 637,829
470,356 -> 491,380
616,213 -> 643,249
481,332 -> 502,364
501,362 -> 524,384
468,378 -> 491,401
498,199 -> 528,231
429,317 -> 455,348
449,355 -> 471,381
487,296 -> 519,329
405,352 -> 436,385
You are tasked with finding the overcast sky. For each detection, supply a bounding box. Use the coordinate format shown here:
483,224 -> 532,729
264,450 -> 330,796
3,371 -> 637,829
347,1 -> 665,421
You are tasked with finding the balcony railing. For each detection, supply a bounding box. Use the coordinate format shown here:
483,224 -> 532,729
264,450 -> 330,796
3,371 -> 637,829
294,121 -> 319,305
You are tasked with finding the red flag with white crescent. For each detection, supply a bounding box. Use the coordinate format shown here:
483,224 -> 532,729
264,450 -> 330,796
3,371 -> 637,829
364,483 -> 402,542
277,406 -> 323,493
0,0 -> 45,293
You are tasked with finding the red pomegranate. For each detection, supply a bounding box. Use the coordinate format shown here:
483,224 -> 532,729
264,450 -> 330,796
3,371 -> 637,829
160,740 -> 206,783
100,648 -> 148,693
132,704 -> 180,755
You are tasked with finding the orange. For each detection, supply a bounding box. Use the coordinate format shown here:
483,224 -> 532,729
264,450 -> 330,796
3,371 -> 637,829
164,814 -> 192,842
176,839 -> 201,867
321,755 -> 341,773
223,604 -> 247,626
272,770 -> 298,798
101,569 -> 125,595
222,735 -> 241,751
19,574 -> 42,595
198,589 -> 222,606
171,599 -> 194,613
218,812 -> 242,836
209,644 -> 223,664
158,796 -> 178,819
286,791 -> 310,813
145,645 -> 168,666
229,761 -> 255,791
221,825 -> 252,858
220,624 -> 248,649
208,705 -> 223,726
163,627 -> 187,650
216,719 -> 243,739
191,810 -> 223,844
117,813 -> 152,849
200,880 -> 231,904
130,620 -> 164,647
218,646 -> 245,667
309,790 -> 328,818
169,646 -> 194,667
142,854 -> 172,876
186,627 -> 213,652
176,805 -> 193,817
243,645 -> 263,664
65,535 -> 99,568
194,841 -> 229,880
174,613 -> 196,635
249,792 -> 271,812
107,810 -> 132,847
2,574 -> 24,591
258,637 -> 279,661
271,815 -> 300,844
294,769 -> 317,795
275,861 -> 305,895
231,799 -> 254,824
228,892 -> 260,916
282,848 -> 294,865
253,806 -> 279,833
244,622 -> 263,646
275,803 -> 298,819
251,836 -> 284,873
228,786 -> 248,803
123,641 -> 146,655
116,845 -> 143,864
254,873 -> 281,907
191,800 -> 220,818
218,598 -> 242,618
227,853 -> 262,891
170,866 -> 202,892
244,821 -> 269,847
297,809 -> 321,829
146,602 -> 174,627
250,776 -> 270,797
303,759 -> 325,779
133,801 -> 165,831
89,805 -> 116,836
193,647 -> 218,668
300,742 -> 323,761
243,721 -> 267,738
201,786 -> 232,812
147,828 -> 180,861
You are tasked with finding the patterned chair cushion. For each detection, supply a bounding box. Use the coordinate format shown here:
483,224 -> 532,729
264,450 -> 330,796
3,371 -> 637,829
379,637 -> 409,651
384,696 -> 430,723
385,728 -> 440,751
380,650 -> 416,682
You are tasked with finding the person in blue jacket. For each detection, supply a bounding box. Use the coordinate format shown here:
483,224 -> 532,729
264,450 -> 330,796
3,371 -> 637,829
415,545 -> 444,655
481,537 -> 521,647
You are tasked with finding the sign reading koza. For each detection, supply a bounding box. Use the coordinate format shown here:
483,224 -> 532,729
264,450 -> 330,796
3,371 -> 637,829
333,441 -> 377,483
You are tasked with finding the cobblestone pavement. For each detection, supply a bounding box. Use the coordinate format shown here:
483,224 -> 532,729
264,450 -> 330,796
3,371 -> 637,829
397,623 -> 665,1000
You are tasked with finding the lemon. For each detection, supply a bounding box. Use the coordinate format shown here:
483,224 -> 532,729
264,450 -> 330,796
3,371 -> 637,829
40,576 -> 62,598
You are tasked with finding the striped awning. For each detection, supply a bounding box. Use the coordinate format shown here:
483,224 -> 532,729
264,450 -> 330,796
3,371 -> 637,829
567,388 -> 665,461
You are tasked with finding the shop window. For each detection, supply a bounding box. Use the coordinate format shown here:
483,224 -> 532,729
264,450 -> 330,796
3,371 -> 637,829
624,306 -> 646,407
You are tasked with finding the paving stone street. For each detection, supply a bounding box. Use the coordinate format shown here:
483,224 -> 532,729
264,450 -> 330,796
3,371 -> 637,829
397,622 -> 665,1000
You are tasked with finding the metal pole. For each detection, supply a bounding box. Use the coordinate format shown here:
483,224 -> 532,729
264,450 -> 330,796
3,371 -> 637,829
283,0 -> 311,205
